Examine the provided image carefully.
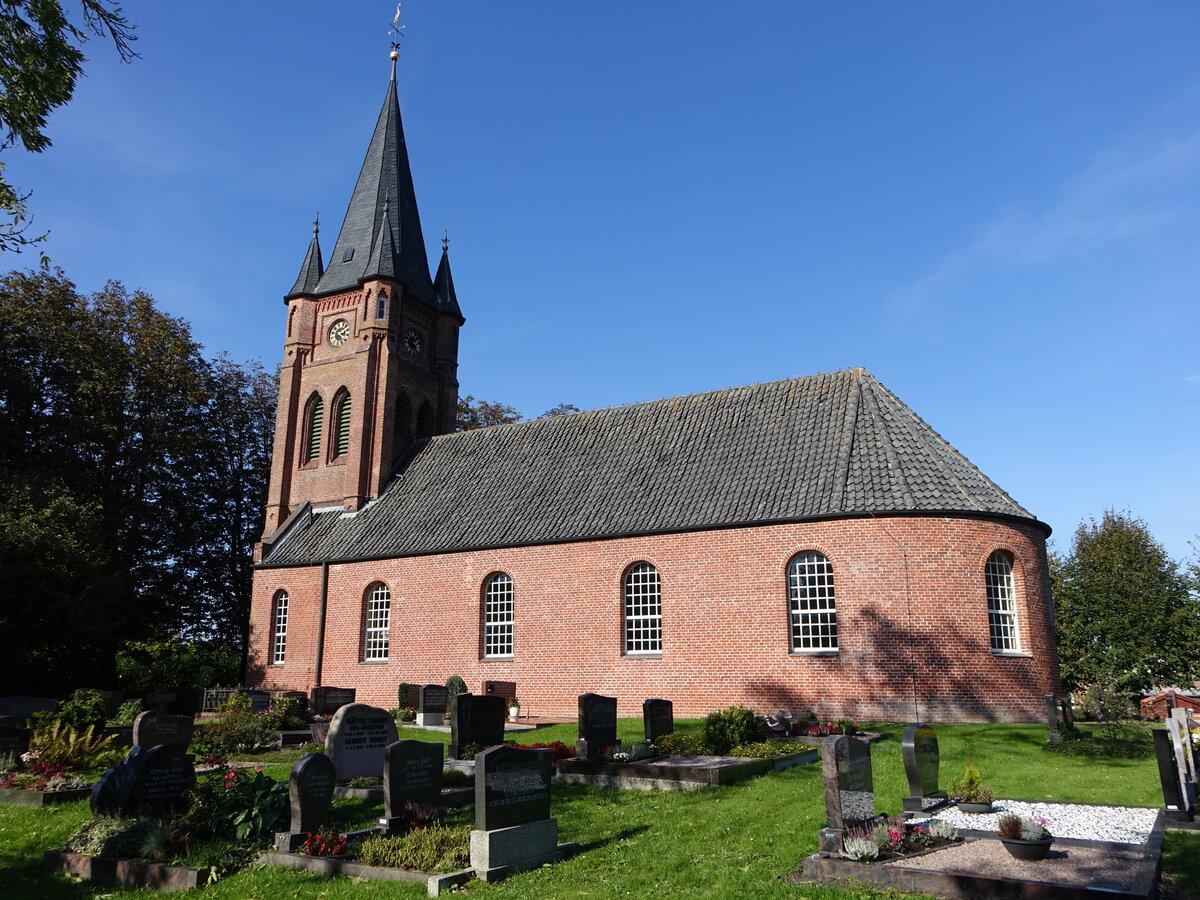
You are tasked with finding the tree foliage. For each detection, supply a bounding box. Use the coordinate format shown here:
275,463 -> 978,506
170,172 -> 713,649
0,269 -> 274,690
0,1 -> 137,253
1051,509 -> 1199,695
455,394 -> 521,431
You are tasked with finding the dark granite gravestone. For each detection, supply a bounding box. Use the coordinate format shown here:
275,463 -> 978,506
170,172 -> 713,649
311,686 -> 357,717
901,722 -> 947,812
0,724 -> 31,759
484,680 -> 518,703
132,711 -> 194,750
449,693 -> 506,760
146,683 -> 176,714
246,689 -> 272,713
325,703 -> 397,781
1154,729 -> 1190,821
0,696 -> 58,721
818,734 -> 876,854
417,684 -> 449,726
643,699 -> 674,744
92,744 -> 195,817
1045,694 -> 1061,744
475,744 -> 552,831
380,740 -> 444,833
576,693 -> 619,761
289,753 -> 336,833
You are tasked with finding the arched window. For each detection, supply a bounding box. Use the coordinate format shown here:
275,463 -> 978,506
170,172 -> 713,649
271,590 -> 289,665
376,290 -> 388,319
482,573 -> 515,658
302,393 -> 324,464
363,582 -> 391,661
787,551 -> 837,651
394,391 -> 412,450
986,551 -> 1019,651
331,389 -> 352,459
416,400 -> 433,438
623,562 -> 662,654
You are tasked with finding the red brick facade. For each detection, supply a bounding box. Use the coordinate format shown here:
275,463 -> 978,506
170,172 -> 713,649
248,514 -> 1058,723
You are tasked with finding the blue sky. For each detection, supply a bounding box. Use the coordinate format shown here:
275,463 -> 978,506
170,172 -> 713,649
8,1 -> 1199,562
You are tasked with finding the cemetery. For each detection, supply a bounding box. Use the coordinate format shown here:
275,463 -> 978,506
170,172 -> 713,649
0,684 -> 1197,897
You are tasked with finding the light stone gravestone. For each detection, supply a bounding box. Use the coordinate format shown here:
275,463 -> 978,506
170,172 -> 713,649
643,699 -> 674,744
274,752 -> 336,852
132,711 -> 194,750
417,684 -> 449,726
901,722 -> 947,812
380,740 -> 444,834
576,693 -> 619,761
448,693 -> 506,760
325,703 -> 397,781
471,744 -> 574,881
818,734 -> 876,855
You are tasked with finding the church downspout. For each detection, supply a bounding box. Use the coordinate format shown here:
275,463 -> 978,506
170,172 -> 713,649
314,561 -> 330,688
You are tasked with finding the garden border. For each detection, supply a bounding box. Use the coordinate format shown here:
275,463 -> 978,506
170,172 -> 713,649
43,850 -> 212,891
257,851 -> 474,897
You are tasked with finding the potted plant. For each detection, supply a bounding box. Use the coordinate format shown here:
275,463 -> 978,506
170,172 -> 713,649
996,813 -> 1053,860
507,698 -> 520,722
949,763 -> 995,813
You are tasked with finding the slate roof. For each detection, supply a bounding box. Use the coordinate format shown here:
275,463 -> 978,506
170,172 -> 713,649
260,368 -> 1045,567
286,221 -> 324,298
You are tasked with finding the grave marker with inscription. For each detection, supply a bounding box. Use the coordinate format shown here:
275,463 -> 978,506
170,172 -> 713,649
642,699 -> 674,744
132,711 -> 194,751
146,683 -> 176,714
325,703 -> 397,781
274,752 -> 337,851
246,689 -> 272,713
380,740 -> 444,833
576,693 -> 619,761
449,693 -> 506,760
417,684 -> 449,726
91,744 -> 195,817
0,724 -> 31,758
0,695 -> 58,721
901,722 -> 947,812
818,734 -> 877,855
311,686 -> 356,717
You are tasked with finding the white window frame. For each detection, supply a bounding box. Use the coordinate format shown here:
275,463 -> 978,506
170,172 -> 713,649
986,551 -> 1019,652
623,563 -> 662,654
483,573 -> 515,658
788,551 -> 837,651
271,591 -> 289,665
363,582 -> 391,661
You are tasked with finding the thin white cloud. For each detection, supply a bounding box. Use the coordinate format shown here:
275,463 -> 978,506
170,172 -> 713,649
1185,375 -> 1200,384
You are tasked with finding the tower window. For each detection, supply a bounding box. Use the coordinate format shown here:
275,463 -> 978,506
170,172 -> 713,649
271,590 -> 289,665
623,562 -> 662,654
376,293 -> 387,319
483,573 -> 515,658
986,551 -> 1019,652
332,390 -> 352,459
303,394 -> 324,464
341,247 -> 355,262
363,582 -> 391,661
788,551 -> 837,651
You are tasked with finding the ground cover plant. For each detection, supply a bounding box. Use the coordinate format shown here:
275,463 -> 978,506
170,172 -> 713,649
0,721 -> 1192,899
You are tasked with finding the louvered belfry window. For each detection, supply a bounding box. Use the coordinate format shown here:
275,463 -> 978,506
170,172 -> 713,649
623,563 -> 662,654
333,391 -> 352,459
986,551 -> 1019,651
304,394 -> 323,463
788,551 -> 837,651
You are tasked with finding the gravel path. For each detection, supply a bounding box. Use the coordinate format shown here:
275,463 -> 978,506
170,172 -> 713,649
910,799 -> 1159,845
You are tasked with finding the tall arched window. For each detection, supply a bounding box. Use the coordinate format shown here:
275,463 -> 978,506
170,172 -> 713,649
787,551 -> 837,651
302,393 -> 324,464
332,389 -> 352,460
416,400 -> 433,437
483,573 -> 515,658
623,562 -> 662,654
271,590 -> 289,665
985,551 -> 1019,651
363,582 -> 391,661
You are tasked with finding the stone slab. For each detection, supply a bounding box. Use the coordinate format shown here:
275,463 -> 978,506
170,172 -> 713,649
44,851 -> 210,891
470,818 -> 579,882
0,786 -> 92,807
555,749 -> 817,790
256,852 -> 475,897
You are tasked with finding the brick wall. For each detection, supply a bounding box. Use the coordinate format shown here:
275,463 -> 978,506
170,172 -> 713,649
248,514 -> 1057,723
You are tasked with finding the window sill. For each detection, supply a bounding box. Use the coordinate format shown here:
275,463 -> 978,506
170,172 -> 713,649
482,655 -> 515,662
790,649 -> 839,657
360,659 -> 389,665
991,650 -> 1033,659
622,653 -> 662,660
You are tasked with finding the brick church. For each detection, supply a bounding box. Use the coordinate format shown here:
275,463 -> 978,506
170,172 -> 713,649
247,59 -> 1059,723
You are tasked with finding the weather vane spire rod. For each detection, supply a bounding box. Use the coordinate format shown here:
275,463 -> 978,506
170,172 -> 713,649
388,3 -> 404,79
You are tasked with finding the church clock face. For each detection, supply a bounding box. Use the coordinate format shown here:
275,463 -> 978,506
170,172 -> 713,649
404,328 -> 424,357
328,319 -> 350,347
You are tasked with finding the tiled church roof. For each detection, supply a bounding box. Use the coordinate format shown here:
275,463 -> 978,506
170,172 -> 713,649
260,368 -> 1045,567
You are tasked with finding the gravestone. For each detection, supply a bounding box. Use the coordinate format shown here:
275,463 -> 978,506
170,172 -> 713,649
643,698 -> 674,744
484,680 -> 518,703
901,722 -> 947,812
576,693 -> 619,761
311,686 -> 356,717
274,752 -> 336,852
471,744 -> 569,880
1154,728 -> 1195,822
92,744 -> 195,817
1044,694 -> 1061,744
818,734 -> 877,855
0,724 -> 31,759
132,711 -> 194,750
1169,709 -> 1198,783
146,683 -> 176,714
380,740 -> 444,833
448,693 -> 506,760
246,689 -> 272,713
0,695 -> 58,722
417,684 -> 449,726
325,703 -> 397,781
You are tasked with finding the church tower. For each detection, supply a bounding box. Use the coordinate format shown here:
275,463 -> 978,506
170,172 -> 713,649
261,58 -> 464,538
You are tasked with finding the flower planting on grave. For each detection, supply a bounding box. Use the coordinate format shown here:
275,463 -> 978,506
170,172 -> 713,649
356,824 -> 471,872
839,819 -> 961,862
195,693 -> 280,755
949,763 -> 995,807
299,829 -> 349,857
997,813 -> 1052,841
509,740 -> 574,760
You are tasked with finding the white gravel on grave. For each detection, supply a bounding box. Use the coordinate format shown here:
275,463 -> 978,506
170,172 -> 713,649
909,799 -> 1158,845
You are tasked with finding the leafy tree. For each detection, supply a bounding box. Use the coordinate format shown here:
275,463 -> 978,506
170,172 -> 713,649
1051,510 -> 1199,696
539,403 -> 580,418
456,394 -> 521,431
0,1 -> 137,253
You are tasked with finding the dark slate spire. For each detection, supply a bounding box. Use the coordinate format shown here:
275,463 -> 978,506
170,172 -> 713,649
286,214 -> 324,297
363,196 -> 399,280
434,232 -> 463,321
315,69 -> 434,301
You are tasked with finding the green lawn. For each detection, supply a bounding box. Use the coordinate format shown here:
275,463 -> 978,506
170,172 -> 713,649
1,721 -> 1196,899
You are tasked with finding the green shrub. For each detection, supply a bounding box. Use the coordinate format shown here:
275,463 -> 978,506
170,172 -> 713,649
655,732 -> 706,755
115,639 -> 240,697
444,675 -> 467,705
702,705 -> 764,755
109,699 -> 143,726
442,767 -> 468,786
200,693 -> 278,755
727,738 -> 806,759
397,682 -> 412,707
65,816 -> 168,859
357,825 -> 470,872
949,764 -> 995,804
51,689 -> 110,731
28,721 -> 121,772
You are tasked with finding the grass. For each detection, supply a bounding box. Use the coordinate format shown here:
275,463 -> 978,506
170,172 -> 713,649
0,720 -> 1190,899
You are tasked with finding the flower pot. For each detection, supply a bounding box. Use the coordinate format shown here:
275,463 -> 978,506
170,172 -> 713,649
999,836 -> 1053,861
508,708 -> 520,722
956,801 -> 994,813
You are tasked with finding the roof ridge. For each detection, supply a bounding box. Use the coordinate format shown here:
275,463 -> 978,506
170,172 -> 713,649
857,374 -> 917,509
